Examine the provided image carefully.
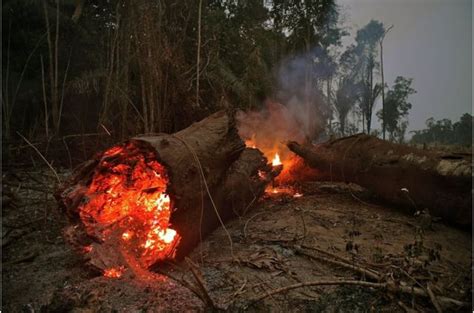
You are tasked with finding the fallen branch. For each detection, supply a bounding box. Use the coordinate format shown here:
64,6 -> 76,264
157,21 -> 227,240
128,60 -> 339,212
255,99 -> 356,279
249,277 -> 469,309
300,244 -> 372,269
250,279 -> 385,303
283,244 -> 469,309
426,284 -> 443,313
293,246 -> 381,281
185,257 -> 217,309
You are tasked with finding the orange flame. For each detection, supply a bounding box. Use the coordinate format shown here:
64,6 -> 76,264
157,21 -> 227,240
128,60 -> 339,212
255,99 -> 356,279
272,153 -> 282,166
79,142 -> 181,274
244,139 -> 305,195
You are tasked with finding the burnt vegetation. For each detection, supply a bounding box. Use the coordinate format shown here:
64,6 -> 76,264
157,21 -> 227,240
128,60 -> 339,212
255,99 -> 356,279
2,1 -> 472,312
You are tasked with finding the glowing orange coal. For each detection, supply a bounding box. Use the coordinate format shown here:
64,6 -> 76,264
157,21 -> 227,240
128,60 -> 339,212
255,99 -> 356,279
103,266 -> 125,278
78,142 -> 180,277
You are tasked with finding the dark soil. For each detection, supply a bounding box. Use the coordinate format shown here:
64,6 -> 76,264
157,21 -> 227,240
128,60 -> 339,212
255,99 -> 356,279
2,169 -> 471,312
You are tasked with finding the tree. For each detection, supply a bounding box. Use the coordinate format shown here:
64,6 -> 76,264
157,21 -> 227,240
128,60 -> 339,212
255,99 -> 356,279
411,113 -> 472,146
360,78 -> 382,134
377,76 -> 416,142
271,0 -> 345,136
454,113 -> 473,145
379,25 -> 393,140
333,77 -> 361,136
354,20 -> 385,134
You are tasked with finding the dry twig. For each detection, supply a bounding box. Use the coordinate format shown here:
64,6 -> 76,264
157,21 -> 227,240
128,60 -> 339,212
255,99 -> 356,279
16,132 -> 61,184
243,212 -> 265,239
427,283 -> 443,313
293,246 -> 381,281
250,279 -> 385,303
185,257 -> 217,309
283,244 -> 469,309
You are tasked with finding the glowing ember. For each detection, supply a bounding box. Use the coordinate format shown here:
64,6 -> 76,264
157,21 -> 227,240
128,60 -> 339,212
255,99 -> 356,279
265,185 -> 302,197
103,266 -> 125,278
122,231 -> 133,241
78,141 -> 181,273
272,153 -> 282,166
245,140 -> 256,149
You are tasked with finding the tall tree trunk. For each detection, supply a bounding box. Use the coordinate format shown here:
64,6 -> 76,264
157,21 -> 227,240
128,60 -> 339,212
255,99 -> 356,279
326,77 -> 332,133
54,0 -> 59,132
366,57 -> 374,135
42,0 -> 59,134
380,26 -> 393,140
195,0 -> 202,108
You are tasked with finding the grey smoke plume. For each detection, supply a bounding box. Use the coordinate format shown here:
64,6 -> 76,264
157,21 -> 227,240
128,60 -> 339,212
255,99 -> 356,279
237,51 -> 329,160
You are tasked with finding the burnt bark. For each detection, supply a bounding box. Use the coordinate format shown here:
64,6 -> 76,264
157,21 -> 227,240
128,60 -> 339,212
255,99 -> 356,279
288,134 -> 471,226
56,111 -> 276,271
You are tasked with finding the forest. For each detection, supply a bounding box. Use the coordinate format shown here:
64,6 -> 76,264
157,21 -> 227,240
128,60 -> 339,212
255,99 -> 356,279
2,1 -> 472,312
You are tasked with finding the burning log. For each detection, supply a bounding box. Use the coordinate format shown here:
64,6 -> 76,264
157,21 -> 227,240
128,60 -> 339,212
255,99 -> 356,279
56,111 -> 277,276
288,134 -> 472,226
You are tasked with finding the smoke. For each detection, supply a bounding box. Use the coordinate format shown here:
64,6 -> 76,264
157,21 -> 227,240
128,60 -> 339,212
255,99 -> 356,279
237,50 -> 330,162
237,100 -> 307,161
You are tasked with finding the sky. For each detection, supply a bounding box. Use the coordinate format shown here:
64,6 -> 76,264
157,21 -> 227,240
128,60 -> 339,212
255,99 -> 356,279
337,0 -> 472,132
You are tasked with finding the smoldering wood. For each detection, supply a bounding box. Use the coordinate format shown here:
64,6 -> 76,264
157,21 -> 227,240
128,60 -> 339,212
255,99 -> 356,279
56,111 -> 276,271
288,134 -> 471,226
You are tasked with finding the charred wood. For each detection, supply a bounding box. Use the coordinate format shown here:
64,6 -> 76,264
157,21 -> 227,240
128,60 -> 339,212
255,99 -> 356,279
288,134 -> 471,226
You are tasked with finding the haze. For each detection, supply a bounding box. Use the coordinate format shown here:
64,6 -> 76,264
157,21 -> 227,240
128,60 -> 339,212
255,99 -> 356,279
338,0 -> 472,132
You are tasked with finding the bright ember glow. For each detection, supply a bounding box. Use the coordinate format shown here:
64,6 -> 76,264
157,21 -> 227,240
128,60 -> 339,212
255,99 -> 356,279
79,141 -> 181,274
243,136 -> 301,184
244,139 -> 302,195
104,266 -> 125,278
265,185 -> 302,196
122,231 -> 133,241
272,153 -> 282,166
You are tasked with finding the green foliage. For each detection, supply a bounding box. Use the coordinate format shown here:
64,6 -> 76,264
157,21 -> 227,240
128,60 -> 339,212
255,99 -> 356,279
204,1 -> 278,110
5,0 -> 445,151
331,20 -> 386,136
355,20 -> 385,134
411,113 -> 473,146
334,77 -> 362,135
271,0 -> 343,54
377,76 -> 416,142
355,20 -> 385,56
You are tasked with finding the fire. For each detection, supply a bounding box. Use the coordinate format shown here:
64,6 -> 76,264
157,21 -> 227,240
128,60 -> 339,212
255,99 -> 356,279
272,153 -> 282,166
78,141 -> 181,274
243,140 -> 304,196
245,140 -> 256,149
264,185 -> 303,197
122,231 -> 133,241
103,266 -> 125,278
242,134 -> 300,184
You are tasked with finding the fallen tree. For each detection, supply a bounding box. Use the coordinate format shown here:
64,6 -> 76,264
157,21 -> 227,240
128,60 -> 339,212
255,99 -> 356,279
56,111 -> 277,274
288,134 -> 471,226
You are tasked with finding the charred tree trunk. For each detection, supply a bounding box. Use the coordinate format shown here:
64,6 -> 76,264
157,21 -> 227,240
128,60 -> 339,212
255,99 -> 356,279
288,134 -> 471,226
56,111 -> 276,273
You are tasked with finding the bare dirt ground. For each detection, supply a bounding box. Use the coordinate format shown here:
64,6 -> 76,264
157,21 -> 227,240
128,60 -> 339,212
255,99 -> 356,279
2,169 -> 471,312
